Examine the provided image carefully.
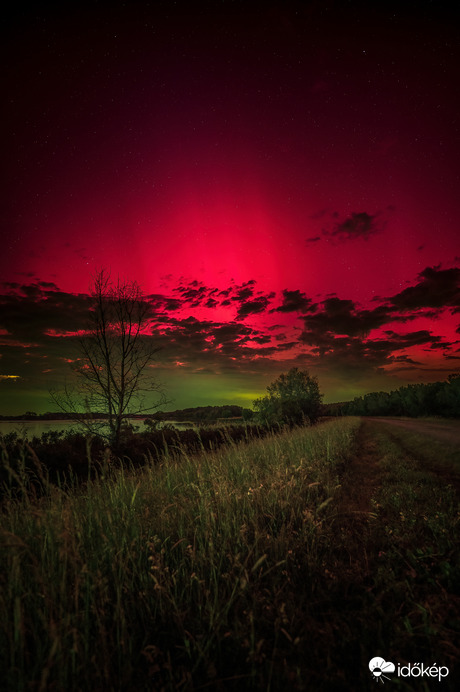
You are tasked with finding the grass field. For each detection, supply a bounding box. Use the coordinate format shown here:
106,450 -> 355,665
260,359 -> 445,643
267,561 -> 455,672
1,417 -> 459,690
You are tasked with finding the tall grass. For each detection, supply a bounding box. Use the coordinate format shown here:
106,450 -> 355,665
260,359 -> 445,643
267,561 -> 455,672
0,418 -> 359,691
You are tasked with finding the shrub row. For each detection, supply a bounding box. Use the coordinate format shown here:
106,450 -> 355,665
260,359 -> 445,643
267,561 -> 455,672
0,423 -> 274,497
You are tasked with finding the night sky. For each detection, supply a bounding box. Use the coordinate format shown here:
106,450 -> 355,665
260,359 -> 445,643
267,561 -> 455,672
1,1 -> 459,415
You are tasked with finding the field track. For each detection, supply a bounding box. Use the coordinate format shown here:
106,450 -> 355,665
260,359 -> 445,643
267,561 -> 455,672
336,416 -> 460,526
327,417 -> 460,690
336,418 -> 460,537
362,417 -> 460,495
367,416 -> 460,447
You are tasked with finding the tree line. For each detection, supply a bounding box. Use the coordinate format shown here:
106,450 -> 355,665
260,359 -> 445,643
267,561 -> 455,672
148,405 -> 254,423
337,373 -> 460,418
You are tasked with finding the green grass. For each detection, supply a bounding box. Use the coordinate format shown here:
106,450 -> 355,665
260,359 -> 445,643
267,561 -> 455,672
0,418 -> 358,691
371,418 -> 460,473
0,416 -> 459,690
336,421 -> 460,691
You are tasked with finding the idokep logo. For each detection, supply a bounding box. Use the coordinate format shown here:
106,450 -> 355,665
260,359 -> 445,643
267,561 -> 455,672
368,657 -> 450,683
369,657 -> 395,683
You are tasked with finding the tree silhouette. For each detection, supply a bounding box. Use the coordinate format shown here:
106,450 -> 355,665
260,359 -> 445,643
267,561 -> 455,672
253,367 -> 322,426
51,270 -> 167,447
341,373 -> 460,418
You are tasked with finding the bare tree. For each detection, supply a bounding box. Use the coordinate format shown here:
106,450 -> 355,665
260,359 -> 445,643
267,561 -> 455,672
51,270 -> 167,447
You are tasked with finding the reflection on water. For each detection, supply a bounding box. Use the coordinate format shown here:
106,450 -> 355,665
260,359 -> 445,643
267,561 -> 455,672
0,419 -> 195,438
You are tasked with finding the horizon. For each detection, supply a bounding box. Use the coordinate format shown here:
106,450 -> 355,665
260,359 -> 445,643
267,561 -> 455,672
2,2 -> 459,415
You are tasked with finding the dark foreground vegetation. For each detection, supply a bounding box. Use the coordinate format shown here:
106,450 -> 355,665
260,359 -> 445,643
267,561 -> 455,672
0,423 -> 272,496
1,417 -> 459,690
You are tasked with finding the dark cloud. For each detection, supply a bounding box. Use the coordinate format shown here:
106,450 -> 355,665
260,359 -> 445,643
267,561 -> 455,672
173,281 -> 209,303
300,328 -> 446,379
250,335 -> 271,344
218,288 -> 232,298
310,209 -> 388,244
163,319 -> 277,368
171,279 -> 274,320
233,287 -> 254,302
236,296 -> 272,319
302,336 -> 395,378
390,266 -> 460,311
0,283 -> 91,340
329,212 -> 379,241
382,330 -> 444,349
301,297 -> 390,338
274,341 -> 298,351
146,294 -> 182,312
296,282 -> 452,380
331,212 -> 378,240
1,265 -> 458,409
391,355 -> 422,365
296,266 -> 460,357
273,289 -> 315,314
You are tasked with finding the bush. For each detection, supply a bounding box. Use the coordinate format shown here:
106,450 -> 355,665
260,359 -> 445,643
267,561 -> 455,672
253,367 -> 322,426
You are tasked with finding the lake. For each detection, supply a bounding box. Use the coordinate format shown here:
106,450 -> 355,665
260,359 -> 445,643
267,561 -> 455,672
0,419 -> 196,438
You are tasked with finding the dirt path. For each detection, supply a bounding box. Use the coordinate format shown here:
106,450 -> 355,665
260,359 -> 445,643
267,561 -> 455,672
330,422 -> 387,578
367,416 -> 460,493
367,416 -> 460,446
310,419 -> 460,689
332,417 -> 460,563
335,422 -> 384,517
317,418 -> 460,692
